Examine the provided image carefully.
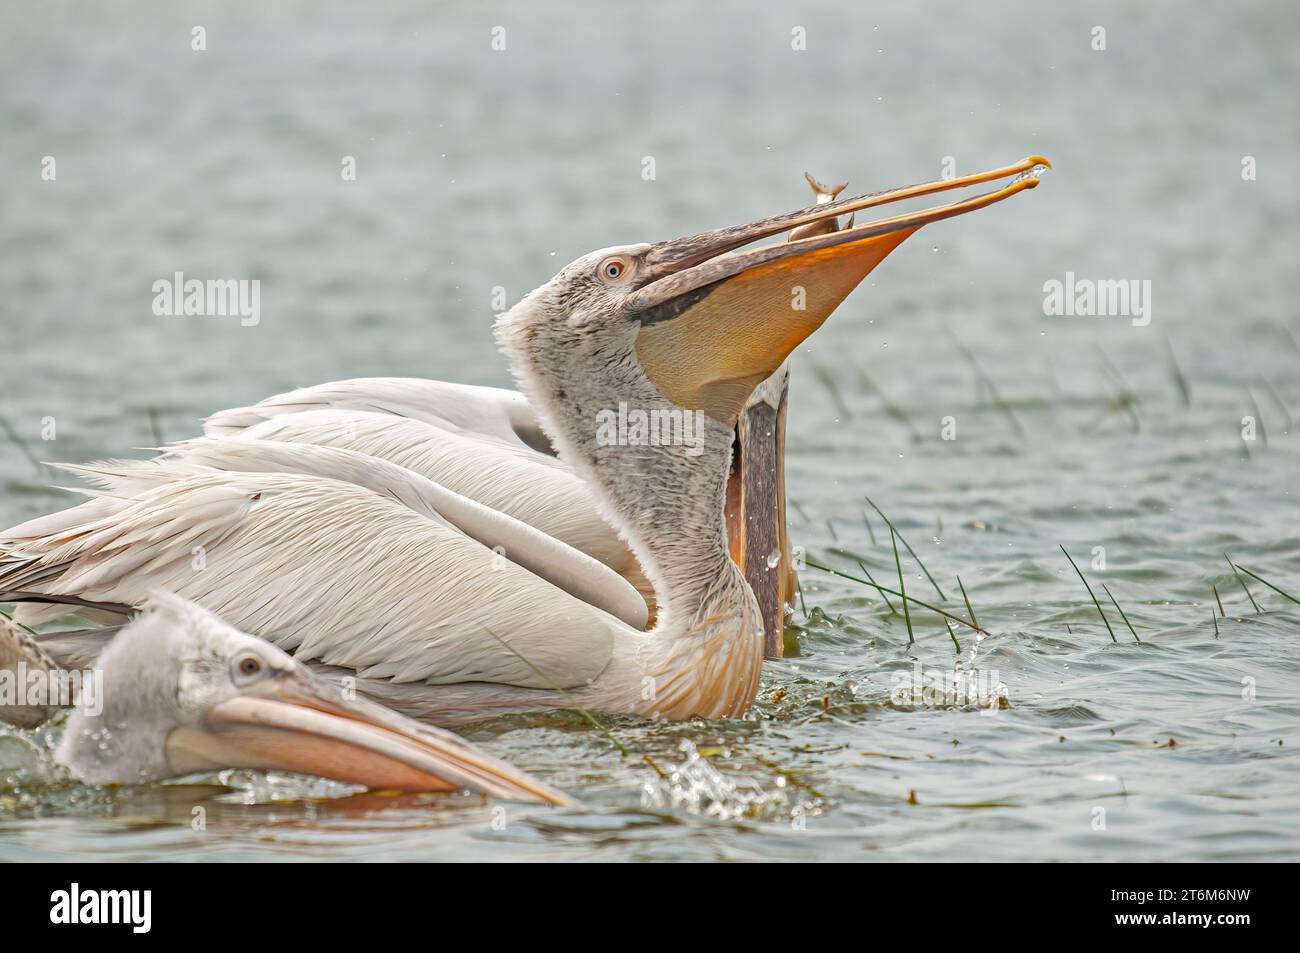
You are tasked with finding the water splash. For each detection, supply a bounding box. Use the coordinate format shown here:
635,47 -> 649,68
211,769 -> 363,804
892,659 -> 1010,712
641,740 -> 794,820
1011,163 -> 1051,186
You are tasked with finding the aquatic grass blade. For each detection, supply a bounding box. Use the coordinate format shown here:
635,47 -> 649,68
864,495 -> 946,601
957,575 -> 979,631
1059,545 -> 1116,642
1101,583 -> 1140,642
482,625 -> 627,756
945,621 -> 961,654
804,559 -> 985,635
1224,554 -> 1261,613
857,560 -> 897,614
1233,564 -> 1300,606
891,528 -> 914,645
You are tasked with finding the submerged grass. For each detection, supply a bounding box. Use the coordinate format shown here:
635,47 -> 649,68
146,408 -> 164,448
1246,389 -> 1269,449
856,369 -> 919,439
1166,338 -> 1191,408
860,509 -> 878,546
1258,377 -> 1293,433
948,330 -> 1026,438
748,752 -> 825,800
482,625 -> 628,757
1097,346 -> 1142,433
0,416 -> 45,476
810,362 -> 853,420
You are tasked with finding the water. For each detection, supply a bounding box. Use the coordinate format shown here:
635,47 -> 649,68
2,0 -> 1299,861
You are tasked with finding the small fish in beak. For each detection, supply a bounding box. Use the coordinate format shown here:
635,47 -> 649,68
29,593 -> 571,805
788,173 -> 850,241
630,155 -> 1050,427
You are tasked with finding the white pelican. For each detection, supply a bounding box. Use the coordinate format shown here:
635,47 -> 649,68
0,594 -> 570,803
0,156 -> 1049,726
176,169 -> 971,656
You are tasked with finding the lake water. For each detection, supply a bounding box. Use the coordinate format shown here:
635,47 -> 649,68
2,0 -> 1298,861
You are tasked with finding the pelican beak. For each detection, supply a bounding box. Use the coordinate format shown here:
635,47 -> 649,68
629,155 -> 1050,426
732,366 -> 794,659
165,669 -> 573,805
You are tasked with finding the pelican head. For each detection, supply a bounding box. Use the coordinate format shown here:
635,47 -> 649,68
498,155 -> 1048,643
502,155 -> 1048,429
55,592 -> 570,804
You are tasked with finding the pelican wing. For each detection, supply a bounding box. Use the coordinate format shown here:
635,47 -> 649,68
0,469 -> 619,690
203,377 -> 554,455
145,438 -> 647,628
185,409 -> 635,575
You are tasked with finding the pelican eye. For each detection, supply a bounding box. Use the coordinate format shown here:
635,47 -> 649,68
600,258 -> 627,281
233,653 -> 265,682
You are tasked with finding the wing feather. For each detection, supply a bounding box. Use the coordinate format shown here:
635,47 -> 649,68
156,437 -> 647,628
203,377 -> 552,454
0,471 -> 617,689
192,409 -> 635,574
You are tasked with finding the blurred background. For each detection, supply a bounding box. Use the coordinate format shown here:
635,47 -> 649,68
1,1 -> 1297,861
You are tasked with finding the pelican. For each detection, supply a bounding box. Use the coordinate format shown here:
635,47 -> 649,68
166,169 -> 972,656
0,594 -> 570,802
182,177 -> 852,658
0,156 -> 1049,727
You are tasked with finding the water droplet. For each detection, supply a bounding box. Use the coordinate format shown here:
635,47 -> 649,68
767,550 -> 781,569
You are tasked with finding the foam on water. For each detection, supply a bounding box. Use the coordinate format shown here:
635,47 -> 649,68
640,740 -> 795,821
